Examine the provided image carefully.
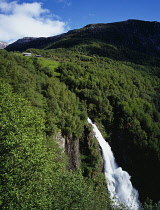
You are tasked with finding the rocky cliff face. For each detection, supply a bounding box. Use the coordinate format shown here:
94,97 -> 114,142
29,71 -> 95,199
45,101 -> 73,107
0,41 -> 9,49
54,131 -> 81,170
65,135 -> 81,170
55,131 -> 66,152
55,125 -> 103,175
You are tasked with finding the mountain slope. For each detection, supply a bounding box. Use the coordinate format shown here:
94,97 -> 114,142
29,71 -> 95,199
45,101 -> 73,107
6,19 -> 160,56
0,50 -> 109,209
3,19 -> 160,207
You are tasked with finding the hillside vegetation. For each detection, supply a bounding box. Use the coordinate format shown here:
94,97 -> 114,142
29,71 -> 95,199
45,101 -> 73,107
1,19 -> 160,209
0,50 -> 108,209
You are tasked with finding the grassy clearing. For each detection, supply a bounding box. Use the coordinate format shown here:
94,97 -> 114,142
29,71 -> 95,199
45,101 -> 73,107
38,57 -> 59,70
37,57 -> 60,77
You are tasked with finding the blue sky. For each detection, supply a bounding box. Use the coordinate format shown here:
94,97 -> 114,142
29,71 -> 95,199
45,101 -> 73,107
0,0 -> 160,43
45,0 -> 160,29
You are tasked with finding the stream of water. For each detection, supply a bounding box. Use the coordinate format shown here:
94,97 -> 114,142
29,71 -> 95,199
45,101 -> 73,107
88,118 -> 140,209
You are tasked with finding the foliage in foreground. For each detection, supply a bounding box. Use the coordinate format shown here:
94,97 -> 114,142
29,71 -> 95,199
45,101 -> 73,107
0,50 -> 109,209
1,28 -> 160,207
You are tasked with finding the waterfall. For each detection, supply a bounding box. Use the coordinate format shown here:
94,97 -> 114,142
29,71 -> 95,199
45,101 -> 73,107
88,118 -> 140,210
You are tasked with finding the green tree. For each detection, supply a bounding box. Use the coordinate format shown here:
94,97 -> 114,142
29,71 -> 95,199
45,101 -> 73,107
0,80 -> 55,209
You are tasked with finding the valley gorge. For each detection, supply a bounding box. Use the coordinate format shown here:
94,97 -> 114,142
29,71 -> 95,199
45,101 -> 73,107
1,19 -> 160,209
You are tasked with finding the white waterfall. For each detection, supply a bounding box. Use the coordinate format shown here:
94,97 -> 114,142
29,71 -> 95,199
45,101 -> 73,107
88,118 -> 140,210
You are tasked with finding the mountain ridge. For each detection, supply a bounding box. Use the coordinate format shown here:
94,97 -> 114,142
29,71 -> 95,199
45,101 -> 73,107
6,19 -> 160,56
0,41 -> 9,49
1,19 -> 160,207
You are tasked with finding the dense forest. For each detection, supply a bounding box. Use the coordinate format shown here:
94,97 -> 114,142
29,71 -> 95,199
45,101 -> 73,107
1,20 -> 160,209
0,50 -> 109,209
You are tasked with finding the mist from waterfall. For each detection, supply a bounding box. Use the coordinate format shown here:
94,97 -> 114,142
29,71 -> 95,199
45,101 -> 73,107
88,118 -> 140,209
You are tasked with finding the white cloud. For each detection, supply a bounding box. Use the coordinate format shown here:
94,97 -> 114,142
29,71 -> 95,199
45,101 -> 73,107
0,1 -> 67,43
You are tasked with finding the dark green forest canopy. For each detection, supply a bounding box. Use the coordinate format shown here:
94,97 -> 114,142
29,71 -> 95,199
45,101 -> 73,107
30,45 -> 160,203
1,20 -> 160,208
0,50 -> 108,209
54,49 -> 160,203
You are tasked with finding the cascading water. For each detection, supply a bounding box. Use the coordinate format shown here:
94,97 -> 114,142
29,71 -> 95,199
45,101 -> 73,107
88,118 -> 140,210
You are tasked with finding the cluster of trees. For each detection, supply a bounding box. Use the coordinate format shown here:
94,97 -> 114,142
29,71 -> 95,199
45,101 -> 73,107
0,50 -> 109,209
1,27 -> 160,208
52,47 -> 160,204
